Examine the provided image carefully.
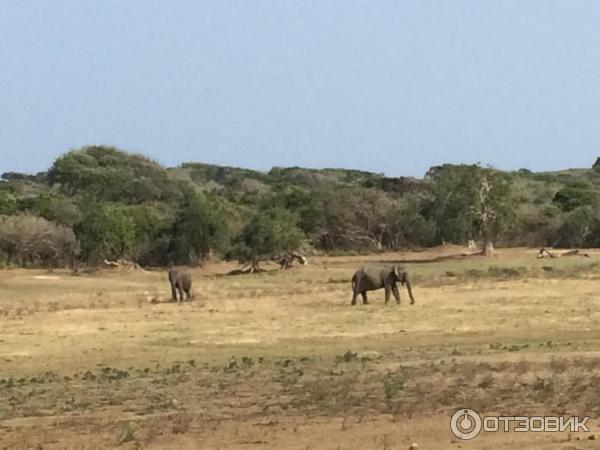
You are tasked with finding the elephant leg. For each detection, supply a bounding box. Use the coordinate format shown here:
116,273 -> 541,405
170,284 -> 177,302
392,285 -> 401,305
177,286 -> 184,304
351,290 -> 358,305
185,288 -> 192,301
384,285 -> 391,304
361,292 -> 368,305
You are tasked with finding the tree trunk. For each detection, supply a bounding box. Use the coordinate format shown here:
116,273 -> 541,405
482,239 -> 494,256
250,259 -> 261,273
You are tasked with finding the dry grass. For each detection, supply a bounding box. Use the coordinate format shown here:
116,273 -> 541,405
2,247 -> 600,449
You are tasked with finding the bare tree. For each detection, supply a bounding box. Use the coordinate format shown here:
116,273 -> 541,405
474,176 -> 496,256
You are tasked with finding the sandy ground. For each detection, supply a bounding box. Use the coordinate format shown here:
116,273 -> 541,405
2,247 -> 600,449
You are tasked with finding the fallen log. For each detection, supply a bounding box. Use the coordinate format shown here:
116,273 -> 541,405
103,259 -> 144,270
537,248 -> 590,259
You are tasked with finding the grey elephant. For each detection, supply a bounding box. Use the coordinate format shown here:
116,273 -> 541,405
351,265 -> 415,305
168,270 -> 193,303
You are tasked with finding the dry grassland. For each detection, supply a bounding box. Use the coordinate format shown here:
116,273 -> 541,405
2,247 -> 600,449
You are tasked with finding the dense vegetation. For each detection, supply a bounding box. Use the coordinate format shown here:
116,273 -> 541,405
2,145 -> 600,267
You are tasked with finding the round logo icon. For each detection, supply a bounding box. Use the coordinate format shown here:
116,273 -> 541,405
450,408 -> 482,440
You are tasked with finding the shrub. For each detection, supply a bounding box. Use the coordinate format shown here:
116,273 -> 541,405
0,214 -> 79,266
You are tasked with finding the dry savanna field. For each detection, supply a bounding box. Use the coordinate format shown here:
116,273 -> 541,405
2,246 -> 600,449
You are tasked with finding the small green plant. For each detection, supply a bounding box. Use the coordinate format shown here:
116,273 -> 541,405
166,364 -> 181,375
99,367 -> 130,382
382,369 -> 406,411
336,351 -> 359,363
532,377 -> 554,402
241,356 -> 255,367
117,422 -> 136,445
507,343 -> 529,352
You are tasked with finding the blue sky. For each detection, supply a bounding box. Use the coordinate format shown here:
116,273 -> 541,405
1,1 -> 599,176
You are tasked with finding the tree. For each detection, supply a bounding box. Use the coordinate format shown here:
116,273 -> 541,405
0,191 -> 17,215
313,189 -> 360,250
385,193 -> 436,249
314,188 -> 419,251
266,185 -> 325,235
74,202 -> 172,265
227,208 -> 304,272
424,165 -> 479,244
48,145 -> 179,204
75,203 -> 137,263
553,206 -> 600,248
424,164 -> 515,255
348,189 -> 396,250
474,175 -> 496,255
127,204 -> 172,265
168,192 -> 230,265
552,182 -> 600,212
16,192 -> 80,227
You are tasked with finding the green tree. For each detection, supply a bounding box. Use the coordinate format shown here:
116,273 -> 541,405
552,182 -> 600,212
75,203 -> 136,263
386,193 -> 436,249
227,208 -> 304,271
0,191 -> 17,215
169,192 -> 230,265
16,193 -> 80,227
128,204 -> 172,265
553,206 -> 600,248
424,164 -> 515,254
265,185 -> 325,235
48,145 -> 179,204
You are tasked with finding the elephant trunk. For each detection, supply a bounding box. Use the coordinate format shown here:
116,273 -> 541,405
405,277 -> 415,305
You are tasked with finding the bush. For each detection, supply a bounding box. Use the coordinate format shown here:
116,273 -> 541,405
0,214 -> 79,267
227,207 -> 304,270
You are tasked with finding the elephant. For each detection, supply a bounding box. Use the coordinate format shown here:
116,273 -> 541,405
351,264 -> 415,305
168,270 -> 193,303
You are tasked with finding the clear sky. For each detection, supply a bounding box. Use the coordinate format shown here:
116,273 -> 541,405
1,1 -> 599,177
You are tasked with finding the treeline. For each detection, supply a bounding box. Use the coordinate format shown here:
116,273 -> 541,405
2,146 -> 600,268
